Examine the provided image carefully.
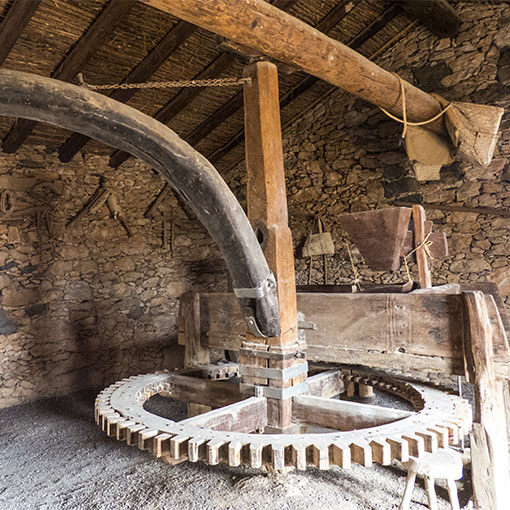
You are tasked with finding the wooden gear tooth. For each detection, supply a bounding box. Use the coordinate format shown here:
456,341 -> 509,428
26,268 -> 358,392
329,442 -> 351,469
291,444 -> 307,471
97,371 -> 472,472
370,439 -> 391,465
350,440 -> 373,467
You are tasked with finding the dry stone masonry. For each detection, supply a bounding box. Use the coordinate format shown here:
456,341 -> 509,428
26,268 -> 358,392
225,1 -> 510,299
0,148 -> 227,408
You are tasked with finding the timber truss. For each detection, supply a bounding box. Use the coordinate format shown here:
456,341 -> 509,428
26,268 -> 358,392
95,368 -> 471,471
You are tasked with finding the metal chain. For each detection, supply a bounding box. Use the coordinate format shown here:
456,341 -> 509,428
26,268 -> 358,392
77,73 -> 251,91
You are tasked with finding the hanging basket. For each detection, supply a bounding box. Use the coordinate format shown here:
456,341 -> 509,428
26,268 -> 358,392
303,217 -> 335,257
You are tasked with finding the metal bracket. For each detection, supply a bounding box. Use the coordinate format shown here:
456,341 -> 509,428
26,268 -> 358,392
239,362 -> 308,381
234,272 -> 276,299
241,381 -> 309,399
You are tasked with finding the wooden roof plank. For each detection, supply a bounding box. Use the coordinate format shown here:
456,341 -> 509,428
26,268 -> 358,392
2,0 -> 137,154
58,19 -> 197,162
0,0 -> 42,66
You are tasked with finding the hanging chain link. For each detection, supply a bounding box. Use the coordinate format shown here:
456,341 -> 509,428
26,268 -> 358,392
77,73 -> 251,91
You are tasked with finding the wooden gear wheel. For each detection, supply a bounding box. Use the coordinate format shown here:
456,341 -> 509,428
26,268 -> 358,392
95,369 -> 472,471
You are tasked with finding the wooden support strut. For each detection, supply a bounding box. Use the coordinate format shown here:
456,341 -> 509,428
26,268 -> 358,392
463,291 -> 510,510
242,61 -> 304,430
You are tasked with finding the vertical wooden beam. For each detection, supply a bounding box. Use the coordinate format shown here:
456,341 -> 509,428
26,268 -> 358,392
180,292 -> 210,368
0,0 -> 41,65
412,204 -> 432,288
463,291 -> 510,510
243,61 -> 301,430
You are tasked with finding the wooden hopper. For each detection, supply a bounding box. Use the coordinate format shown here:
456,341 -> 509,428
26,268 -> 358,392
338,207 -> 412,271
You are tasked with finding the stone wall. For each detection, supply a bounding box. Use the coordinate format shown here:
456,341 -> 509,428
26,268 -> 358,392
226,1 -> 510,301
0,147 -> 226,408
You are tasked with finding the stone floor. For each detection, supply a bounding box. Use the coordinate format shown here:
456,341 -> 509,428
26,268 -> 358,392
0,388 -> 476,510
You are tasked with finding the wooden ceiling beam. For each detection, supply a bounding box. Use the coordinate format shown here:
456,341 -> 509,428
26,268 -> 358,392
58,20 -> 196,163
108,0 -> 294,168
208,3 -> 400,165
140,0 -> 447,133
2,0 -> 137,154
388,0 -> 459,37
188,0 -> 362,158
0,0 -> 42,65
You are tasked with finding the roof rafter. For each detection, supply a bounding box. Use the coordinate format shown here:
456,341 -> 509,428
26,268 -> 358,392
108,0 -> 294,168
2,0 -> 137,154
209,2 -> 401,165
58,19 -> 197,162
185,0 -> 362,150
0,0 -> 42,65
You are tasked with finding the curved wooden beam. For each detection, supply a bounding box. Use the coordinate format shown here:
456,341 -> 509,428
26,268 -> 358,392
0,69 -> 280,338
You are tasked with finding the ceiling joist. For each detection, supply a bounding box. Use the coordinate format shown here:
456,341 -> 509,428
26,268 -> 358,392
58,19 -> 197,163
2,0 -> 137,154
0,0 -> 41,66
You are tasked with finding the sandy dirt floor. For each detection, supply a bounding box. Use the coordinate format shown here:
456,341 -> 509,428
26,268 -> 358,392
0,388 -> 474,510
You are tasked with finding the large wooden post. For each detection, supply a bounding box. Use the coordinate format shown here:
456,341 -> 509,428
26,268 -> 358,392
463,291 -> 510,510
241,61 -> 306,431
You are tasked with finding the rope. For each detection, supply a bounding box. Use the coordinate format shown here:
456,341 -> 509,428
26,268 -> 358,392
345,240 -> 362,292
402,231 -> 433,284
379,73 -> 453,138
77,73 -> 251,91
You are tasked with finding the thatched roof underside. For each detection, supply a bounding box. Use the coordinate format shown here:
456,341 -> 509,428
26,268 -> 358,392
0,0 -> 442,173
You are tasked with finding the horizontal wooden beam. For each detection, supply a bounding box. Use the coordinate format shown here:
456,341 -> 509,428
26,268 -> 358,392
0,0 -> 41,65
140,0 -> 445,133
189,291 -> 510,378
2,0 -> 137,154
209,3 -> 400,164
389,0 -> 459,37
179,396 -> 266,432
395,200 -> 510,219
292,394 -> 413,430
161,373 -> 251,408
306,370 -> 345,398
58,20 -> 196,162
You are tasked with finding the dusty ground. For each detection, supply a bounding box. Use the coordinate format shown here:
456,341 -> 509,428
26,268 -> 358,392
0,388 -> 474,510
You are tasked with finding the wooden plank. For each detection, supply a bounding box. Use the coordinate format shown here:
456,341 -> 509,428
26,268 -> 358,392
338,207 -> 412,271
390,0 -> 459,37
141,0 -> 450,136
463,291 -> 510,510
180,397 -> 267,432
162,373 -> 251,407
306,370 -> 344,398
412,205 -> 432,288
2,0 -> 137,154
181,292 -> 210,368
395,200 -> 510,219
293,395 -> 413,430
58,20 -> 196,162
144,183 -> 170,219
0,0 -> 41,66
